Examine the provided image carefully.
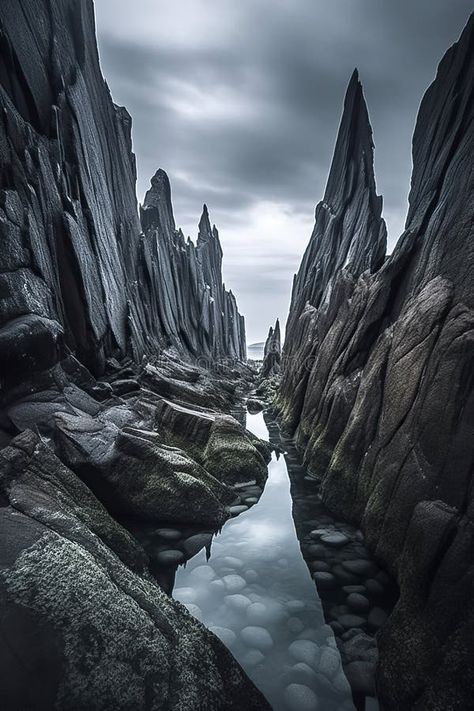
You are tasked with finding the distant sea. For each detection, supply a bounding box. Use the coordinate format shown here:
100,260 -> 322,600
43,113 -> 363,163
247,342 -> 265,361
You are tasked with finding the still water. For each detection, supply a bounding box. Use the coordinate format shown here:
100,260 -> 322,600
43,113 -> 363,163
174,413 -> 355,711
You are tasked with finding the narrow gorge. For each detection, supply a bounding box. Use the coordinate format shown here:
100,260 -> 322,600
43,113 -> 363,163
0,2 -> 473,711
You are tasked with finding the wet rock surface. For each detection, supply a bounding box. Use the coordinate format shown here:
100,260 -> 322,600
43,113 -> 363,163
277,14 -> 474,709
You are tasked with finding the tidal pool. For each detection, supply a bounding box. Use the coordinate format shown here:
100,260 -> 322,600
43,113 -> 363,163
174,412 -> 356,711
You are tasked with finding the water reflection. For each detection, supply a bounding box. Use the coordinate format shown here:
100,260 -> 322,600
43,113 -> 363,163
174,412 -> 355,711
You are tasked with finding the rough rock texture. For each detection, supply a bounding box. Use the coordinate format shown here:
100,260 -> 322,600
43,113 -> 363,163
278,17 -> 474,710
0,0 -> 245,382
0,2 -> 265,708
138,170 -> 246,362
0,430 -> 270,711
260,319 -> 281,378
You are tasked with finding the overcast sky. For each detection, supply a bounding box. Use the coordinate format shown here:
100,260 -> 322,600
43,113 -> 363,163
95,1 -> 472,344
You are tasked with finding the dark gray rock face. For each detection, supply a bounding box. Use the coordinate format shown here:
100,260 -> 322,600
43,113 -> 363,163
278,16 -> 474,710
261,319 -> 281,378
139,171 -> 246,362
0,430 -> 269,711
0,0 -> 245,381
0,2 -> 262,708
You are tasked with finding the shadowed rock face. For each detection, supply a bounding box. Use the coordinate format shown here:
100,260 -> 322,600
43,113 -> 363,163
279,70 -> 387,433
261,319 -> 281,378
0,2 -> 264,708
0,0 -> 245,383
139,171 -> 246,362
278,15 -> 474,710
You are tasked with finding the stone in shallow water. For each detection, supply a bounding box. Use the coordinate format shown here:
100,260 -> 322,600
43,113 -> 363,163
218,555 -> 244,569
225,594 -> 251,611
320,532 -> 349,547
309,560 -> 331,573
229,505 -> 248,516
155,549 -> 184,566
189,565 -> 216,582
284,683 -> 319,711
209,626 -> 237,647
288,617 -> 305,634
246,601 -> 287,626
222,574 -> 246,593
244,569 -> 258,582
347,593 -> 370,613
312,571 -> 337,589
155,528 -> 182,541
286,599 -> 306,613
337,614 -> 366,629
288,639 -> 320,667
241,626 -> 274,652
368,607 -> 388,630
242,649 -> 265,667
342,559 -> 375,576
183,533 -> 213,557
318,647 -> 341,679
365,578 -> 384,596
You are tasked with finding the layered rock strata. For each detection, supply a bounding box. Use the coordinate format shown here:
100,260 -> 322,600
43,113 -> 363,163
0,0 -> 245,383
278,16 -> 474,710
0,1 -> 265,708
261,319 -> 281,378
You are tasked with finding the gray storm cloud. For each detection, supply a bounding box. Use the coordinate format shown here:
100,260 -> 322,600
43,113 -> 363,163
95,0 -> 473,343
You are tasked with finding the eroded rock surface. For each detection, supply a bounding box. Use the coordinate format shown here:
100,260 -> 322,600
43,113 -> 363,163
278,16 -> 474,710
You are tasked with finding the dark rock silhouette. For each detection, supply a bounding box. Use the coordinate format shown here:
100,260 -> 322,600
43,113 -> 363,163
0,2 -> 266,708
278,15 -> 474,710
0,1 -> 244,382
261,319 -> 281,378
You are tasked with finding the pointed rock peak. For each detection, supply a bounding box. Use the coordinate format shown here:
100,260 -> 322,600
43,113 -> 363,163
198,204 -> 212,238
324,69 -> 377,206
141,168 -> 175,233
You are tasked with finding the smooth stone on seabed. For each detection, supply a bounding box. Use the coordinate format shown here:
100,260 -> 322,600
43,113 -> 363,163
155,549 -> 184,566
229,505 -> 248,516
320,532 -> 349,547
288,639 -> 320,667
284,684 -> 319,711
312,572 -> 337,589
342,559 -> 375,576
189,565 -> 216,582
155,528 -> 182,541
318,647 -> 341,679
338,614 -> 367,629
225,594 -> 251,611
246,601 -> 287,625
222,574 -> 246,593
183,533 -> 213,557
241,626 -> 274,652
209,626 -> 237,647
288,617 -> 305,634
347,593 -> 370,613
368,607 -> 388,630
242,649 -> 265,667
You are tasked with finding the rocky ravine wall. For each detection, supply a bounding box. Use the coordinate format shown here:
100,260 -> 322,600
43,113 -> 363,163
278,16 -> 474,711
0,0 -> 245,386
0,2 -> 268,709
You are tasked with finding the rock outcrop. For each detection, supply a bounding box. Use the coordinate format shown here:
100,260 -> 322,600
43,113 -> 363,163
278,16 -> 474,710
0,429 -> 269,711
0,0 -> 245,384
139,170 -> 246,362
0,2 -> 265,708
261,319 -> 281,378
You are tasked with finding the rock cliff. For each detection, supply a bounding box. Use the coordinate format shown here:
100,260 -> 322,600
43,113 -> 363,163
261,319 -> 281,378
278,16 -> 474,710
0,2 -> 264,709
0,0 -> 245,383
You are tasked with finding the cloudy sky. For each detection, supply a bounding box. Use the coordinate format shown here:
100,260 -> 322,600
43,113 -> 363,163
95,1 -> 472,344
